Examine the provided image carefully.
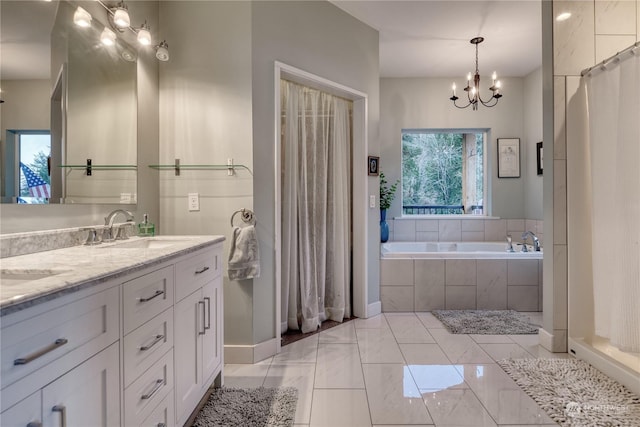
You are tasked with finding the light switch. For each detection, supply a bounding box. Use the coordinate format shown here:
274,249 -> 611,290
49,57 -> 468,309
369,195 -> 376,208
188,193 -> 200,211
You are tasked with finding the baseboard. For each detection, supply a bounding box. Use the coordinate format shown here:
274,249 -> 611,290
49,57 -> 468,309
569,338 -> 640,395
539,327 -> 567,353
224,338 -> 278,364
367,301 -> 382,318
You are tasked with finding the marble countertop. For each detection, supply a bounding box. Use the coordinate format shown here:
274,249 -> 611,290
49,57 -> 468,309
0,235 -> 225,316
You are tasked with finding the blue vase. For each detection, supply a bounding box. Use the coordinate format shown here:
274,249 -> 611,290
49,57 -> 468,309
380,208 -> 389,243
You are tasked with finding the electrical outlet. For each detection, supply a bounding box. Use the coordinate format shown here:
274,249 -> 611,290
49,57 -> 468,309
369,195 -> 376,208
188,193 -> 200,211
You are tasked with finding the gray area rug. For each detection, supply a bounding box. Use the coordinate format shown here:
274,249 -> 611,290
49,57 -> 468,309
498,358 -> 640,426
192,387 -> 298,427
432,309 -> 538,334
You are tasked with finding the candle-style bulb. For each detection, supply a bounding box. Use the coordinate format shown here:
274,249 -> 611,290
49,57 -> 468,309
467,72 -> 472,82
492,71 -> 497,81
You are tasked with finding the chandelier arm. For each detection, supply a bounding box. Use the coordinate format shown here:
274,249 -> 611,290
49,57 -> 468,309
479,96 -> 499,107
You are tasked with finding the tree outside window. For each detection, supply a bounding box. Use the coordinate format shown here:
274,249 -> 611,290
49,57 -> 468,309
402,131 -> 485,215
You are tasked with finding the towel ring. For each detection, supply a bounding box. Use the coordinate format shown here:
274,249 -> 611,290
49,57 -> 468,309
231,208 -> 256,227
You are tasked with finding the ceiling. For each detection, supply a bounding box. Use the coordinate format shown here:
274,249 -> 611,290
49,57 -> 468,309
0,1 -> 542,81
331,0 -> 542,78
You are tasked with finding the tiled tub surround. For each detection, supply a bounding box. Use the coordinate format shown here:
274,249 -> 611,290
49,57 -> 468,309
387,217 -> 543,244
0,234 -> 224,315
380,256 -> 543,312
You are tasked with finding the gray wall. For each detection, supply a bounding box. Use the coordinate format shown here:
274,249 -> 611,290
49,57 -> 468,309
250,0 -> 381,340
158,1 -> 254,346
523,67 -> 543,220
380,77 -> 528,219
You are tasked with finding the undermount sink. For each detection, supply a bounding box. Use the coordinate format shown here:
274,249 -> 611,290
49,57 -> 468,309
100,238 -> 190,249
0,269 -> 68,286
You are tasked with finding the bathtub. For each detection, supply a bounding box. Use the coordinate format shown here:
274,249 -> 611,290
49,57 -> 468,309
381,241 -> 543,259
380,241 -> 543,312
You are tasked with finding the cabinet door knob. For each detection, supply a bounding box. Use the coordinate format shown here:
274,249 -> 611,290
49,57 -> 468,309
14,338 -> 68,365
26,422 -> 42,427
195,266 -> 209,275
140,334 -> 165,351
141,379 -> 164,400
52,405 -> 66,427
139,290 -> 164,303
204,297 -> 211,331
198,301 -> 206,335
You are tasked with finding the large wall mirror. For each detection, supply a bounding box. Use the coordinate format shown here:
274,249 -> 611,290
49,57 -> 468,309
1,0 -> 137,205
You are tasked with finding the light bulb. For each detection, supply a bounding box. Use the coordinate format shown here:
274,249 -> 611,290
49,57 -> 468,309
495,81 -> 502,88
556,12 -> 572,22
137,25 -> 151,46
155,41 -> 169,61
467,72 -> 472,82
113,6 -> 130,28
492,71 -> 497,81
101,28 -> 117,46
451,83 -> 456,96
73,6 -> 92,27
471,87 -> 477,96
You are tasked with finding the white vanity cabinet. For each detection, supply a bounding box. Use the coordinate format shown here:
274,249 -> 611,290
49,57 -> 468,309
0,237 -> 224,427
174,245 -> 223,426
0,284 -> 120,427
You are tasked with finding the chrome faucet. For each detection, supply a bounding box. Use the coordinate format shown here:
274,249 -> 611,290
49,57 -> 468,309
104,209 -> 135,241
521,231 -> 541,252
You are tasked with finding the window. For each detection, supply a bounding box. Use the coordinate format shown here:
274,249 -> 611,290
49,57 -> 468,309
402,130 -> 485,215
18,132 -> 51,204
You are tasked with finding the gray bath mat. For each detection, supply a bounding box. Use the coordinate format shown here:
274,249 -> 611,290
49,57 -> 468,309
192,387 -> 298,427
498,358 -> 640,426
432,309 -> 538,334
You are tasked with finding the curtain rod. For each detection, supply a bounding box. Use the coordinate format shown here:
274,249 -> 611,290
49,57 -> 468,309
581,41 -> 639,76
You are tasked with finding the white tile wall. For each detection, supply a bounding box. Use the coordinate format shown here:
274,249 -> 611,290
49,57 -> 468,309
553,0 -> 596,75
553,160 -> 567,245
394,219 -> 416,241
484,219 -> 507,241
595,35 -> 638,63
554,76 -> 567,160
438,220 -> 462,241
595,0 -> 637,34
381,258 -> 541,312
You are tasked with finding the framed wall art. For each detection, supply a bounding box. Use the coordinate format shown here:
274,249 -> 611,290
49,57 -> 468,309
497,138 -> 520,178
368,156 -> 379,176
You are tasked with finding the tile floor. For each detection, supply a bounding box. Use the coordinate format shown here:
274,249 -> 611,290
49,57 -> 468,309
224,312 -> 572,426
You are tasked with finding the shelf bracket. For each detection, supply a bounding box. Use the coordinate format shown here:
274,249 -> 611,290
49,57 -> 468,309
86,158 -> 92,176
174,158 -> 180,176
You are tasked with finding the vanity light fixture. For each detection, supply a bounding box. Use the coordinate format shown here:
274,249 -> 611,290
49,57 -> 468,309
449,37 -> 502,110
73,6 -> 92,27
137,23 -> 152,46
100,27 -> 117,46
113,2 -> 131,28
155,41 -> 170,62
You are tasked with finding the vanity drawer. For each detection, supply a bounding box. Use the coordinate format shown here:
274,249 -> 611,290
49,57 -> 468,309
140,389 -> 175,427
1,286 -> 119,389
175,245 -> 221,302
123,265 -> 174,335
123,308 -> 173,387
124,349 -> 173,427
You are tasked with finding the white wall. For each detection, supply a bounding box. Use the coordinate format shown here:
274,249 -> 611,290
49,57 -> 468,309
380,77 -> 526,219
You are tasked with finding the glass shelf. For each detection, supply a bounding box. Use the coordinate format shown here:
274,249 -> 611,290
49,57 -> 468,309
148,161 -> 253,176
58,165 -> 137,169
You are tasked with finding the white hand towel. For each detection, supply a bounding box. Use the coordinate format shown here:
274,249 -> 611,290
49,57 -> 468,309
228,225 -> 260,280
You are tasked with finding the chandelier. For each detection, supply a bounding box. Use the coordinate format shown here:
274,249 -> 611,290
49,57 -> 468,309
449,37 -> 502,110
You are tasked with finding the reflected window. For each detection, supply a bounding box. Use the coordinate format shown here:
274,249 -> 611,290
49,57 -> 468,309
18,132 -> 51,204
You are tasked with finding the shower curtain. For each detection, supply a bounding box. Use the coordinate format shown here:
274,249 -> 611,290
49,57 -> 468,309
280,80 -> 352,334
584,51 -> 640,353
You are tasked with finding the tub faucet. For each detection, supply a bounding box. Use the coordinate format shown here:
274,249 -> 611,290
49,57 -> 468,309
104,209 -> 135,241
521,231 -> 541,252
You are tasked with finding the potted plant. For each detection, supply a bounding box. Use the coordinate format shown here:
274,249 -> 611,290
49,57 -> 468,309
379,172 -> 398,242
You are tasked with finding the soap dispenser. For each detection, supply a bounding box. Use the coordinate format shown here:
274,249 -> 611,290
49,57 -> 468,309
138,213 -> 155,237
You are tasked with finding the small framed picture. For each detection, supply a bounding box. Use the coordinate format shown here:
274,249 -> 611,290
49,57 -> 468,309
497,138 -> 520,178
536,141 -> 543,175
368,156 -> 379,176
